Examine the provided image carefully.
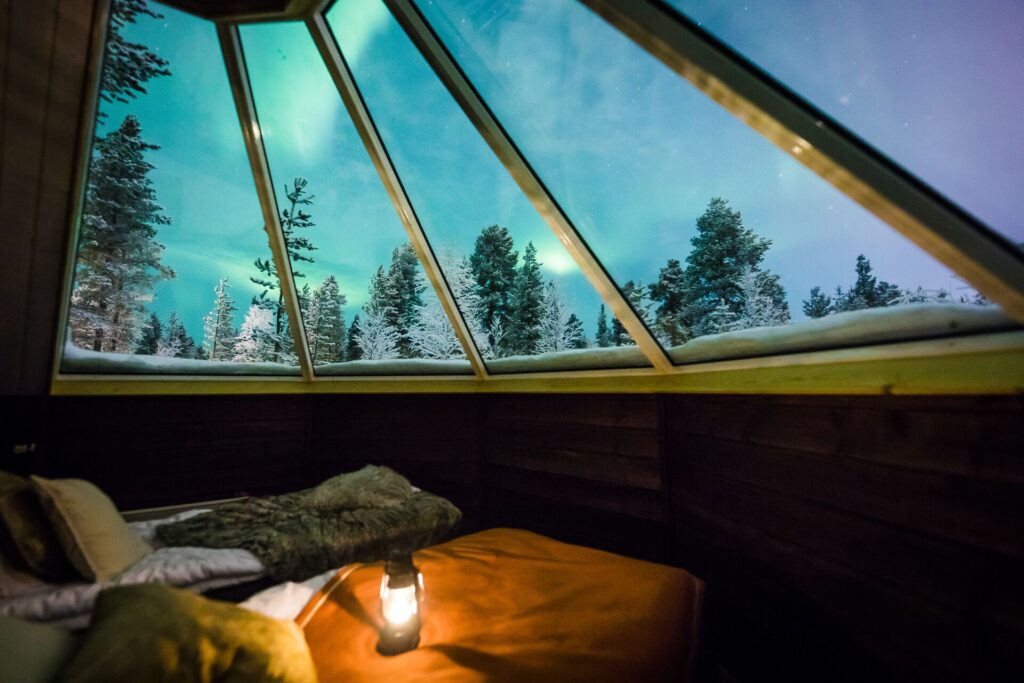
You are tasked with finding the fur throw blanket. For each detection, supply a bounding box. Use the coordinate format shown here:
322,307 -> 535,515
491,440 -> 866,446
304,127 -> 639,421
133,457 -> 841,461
155,466 -> 461,580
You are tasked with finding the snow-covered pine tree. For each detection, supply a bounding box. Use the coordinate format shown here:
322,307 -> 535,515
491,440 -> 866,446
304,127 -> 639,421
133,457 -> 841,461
346,314 -> 363,361
728,267 -> 791,331
507,242 -> 544,355
650,259 -> 689,346
469,225 -> 518,341
833,254 -> 902,312
69,115 -> 175,353
537,281 -> 573,353
610,280 -> 652,346
357,266 -> 402,362
250,177 -> 317,364
385,244 -> 424,358
702,299 -> 738,335
356,309 -> 401,361
437,247 -> 491,358
307,276 -> 346,365
163,312 -> 197,358
565,313 -> 587,349
155,334 -> 183,358
100,0 -> 171,114
136,312 -> 162,355
678,197 -> 786,337
232,304 -> 276,362
202,277 -> 237,361
595,305 -> 611,347
409,295 -> 464,360
802,286 -> 833,318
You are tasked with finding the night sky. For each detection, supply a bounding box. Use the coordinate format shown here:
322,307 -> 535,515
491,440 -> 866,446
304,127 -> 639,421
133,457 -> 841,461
81,0 -> 1008,347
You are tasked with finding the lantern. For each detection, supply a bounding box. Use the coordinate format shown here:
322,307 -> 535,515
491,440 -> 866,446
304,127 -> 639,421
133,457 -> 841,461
377,553 -> 423,655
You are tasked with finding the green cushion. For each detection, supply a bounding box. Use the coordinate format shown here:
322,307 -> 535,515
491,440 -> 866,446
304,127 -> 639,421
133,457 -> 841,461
56,584 -> 319,683
0,471 -> 75,581
0,615 -> 80,683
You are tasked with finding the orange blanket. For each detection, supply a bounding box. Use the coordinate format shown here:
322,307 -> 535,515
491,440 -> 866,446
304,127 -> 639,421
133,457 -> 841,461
297,528 -> 703,683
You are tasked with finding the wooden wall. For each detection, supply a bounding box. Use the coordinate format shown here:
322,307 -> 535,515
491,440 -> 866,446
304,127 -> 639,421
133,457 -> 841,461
4,392 -> 1021,681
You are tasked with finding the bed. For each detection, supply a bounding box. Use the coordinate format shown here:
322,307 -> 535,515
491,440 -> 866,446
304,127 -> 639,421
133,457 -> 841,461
0,509 -> 265,629
295,528 -> 704,683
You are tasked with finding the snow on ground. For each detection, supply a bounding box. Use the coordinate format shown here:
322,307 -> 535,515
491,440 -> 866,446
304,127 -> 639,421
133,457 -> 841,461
62,344 -> 301,376
669,303 -> 1016,364
487,345 -> 650,373
61,304 -> 1015,377
316,359 -> 473,376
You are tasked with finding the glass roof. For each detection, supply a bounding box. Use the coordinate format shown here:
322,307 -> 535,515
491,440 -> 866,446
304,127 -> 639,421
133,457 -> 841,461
666,0 -> 1024,246
57,0 -> 1021,380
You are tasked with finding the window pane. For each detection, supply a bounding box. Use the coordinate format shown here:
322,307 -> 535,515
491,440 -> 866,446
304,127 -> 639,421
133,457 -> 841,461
240,22 -> 472,376
413,0 -> 1016,365
326,0 -> 649,373
61,1 -> 299,375
667,0 -> 1024,246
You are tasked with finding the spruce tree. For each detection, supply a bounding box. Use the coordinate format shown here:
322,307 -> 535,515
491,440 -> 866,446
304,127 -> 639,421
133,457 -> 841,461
385,244 -> 424,358
678,197 -> 786,337
610,280 -> 651,346
202,277 -> 237,361
250,177 -> 317,363
469,225 -> 518,340
232,304 -> 276,362
565,314 -> 587,349
835,254 -> 901,311
100,0 -> 171,112
438,247 -> 489,358
802,286 -> 832,318
507,242 -> 544,355
595,305 -> 611,347
163,312 -> 197,358
537,282 -> 572,353
346,314 -> 363,361
136,312 -> 162,355
69,115 -> 174,352
307,276 -> 346,364
650,259 -> 688,346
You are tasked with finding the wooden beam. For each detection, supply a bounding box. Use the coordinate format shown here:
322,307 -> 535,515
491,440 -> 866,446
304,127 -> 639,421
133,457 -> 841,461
379,0 -> 674,372
306,11 -> 486,378
217,25 -> 314,380
579,0 -> 1024,322
50,330 -> 1024,396
49,0 -> 110,392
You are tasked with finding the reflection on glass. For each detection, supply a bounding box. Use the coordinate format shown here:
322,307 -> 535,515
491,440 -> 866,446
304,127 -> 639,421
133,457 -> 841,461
62,0 -> 299,375
667,0 -> 1024,246
413,0 -> 1015,364
240,22 -> 471,376
327,0 -> 649,373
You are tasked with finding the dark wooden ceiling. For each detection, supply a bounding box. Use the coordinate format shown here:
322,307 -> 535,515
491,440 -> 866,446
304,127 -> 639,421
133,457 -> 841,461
158,0 -> 318,21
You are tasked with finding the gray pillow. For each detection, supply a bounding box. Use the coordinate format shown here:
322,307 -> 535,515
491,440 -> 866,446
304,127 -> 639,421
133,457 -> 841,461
0,615 -> 80,683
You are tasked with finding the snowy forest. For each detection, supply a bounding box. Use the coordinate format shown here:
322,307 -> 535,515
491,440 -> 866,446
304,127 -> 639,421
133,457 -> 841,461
64,0 -> 1007,375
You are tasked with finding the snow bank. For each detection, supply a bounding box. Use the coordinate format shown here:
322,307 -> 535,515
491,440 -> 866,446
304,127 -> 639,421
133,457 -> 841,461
315,359 -> 473,376
669,303 -> 1016,364
487,345 -> 649,373
61,344 -> 301,376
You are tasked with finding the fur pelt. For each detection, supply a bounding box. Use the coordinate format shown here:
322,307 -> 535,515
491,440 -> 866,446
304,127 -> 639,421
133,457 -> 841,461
155,466 -> 461,580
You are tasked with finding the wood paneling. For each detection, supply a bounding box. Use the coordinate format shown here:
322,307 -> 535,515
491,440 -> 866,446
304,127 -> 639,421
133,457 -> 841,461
0,0 -> 95,395
3,391 -> 1022,682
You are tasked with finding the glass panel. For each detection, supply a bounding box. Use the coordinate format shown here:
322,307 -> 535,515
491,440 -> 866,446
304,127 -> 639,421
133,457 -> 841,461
240,22 -> 472,376
412,0 -> 1016,365
666,0 -> 1024,246
61,0 -> 299,375
326,0 -> 649,373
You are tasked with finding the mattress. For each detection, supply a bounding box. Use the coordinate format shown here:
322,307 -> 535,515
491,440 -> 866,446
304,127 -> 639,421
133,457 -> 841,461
297,528 -> 704,683
0,510 -> 264,628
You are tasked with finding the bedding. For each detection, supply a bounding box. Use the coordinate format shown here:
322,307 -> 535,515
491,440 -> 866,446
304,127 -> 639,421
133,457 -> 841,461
55,584 -> 318,683
298,528 -> 704,683
31,476 -> 152,582
157,466 -> 462,580
0,471 -> 77,581
0,510 -> 264,628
